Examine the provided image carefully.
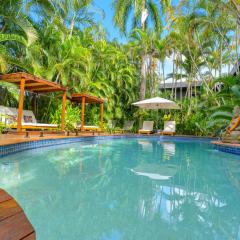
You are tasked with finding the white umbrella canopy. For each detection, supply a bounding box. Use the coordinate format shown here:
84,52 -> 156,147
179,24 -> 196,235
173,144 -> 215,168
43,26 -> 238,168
132,97 -> 180,110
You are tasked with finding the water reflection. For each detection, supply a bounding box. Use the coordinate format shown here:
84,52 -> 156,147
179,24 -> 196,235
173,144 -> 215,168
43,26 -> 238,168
0,138 -> 240,240
131,163 -> 178,180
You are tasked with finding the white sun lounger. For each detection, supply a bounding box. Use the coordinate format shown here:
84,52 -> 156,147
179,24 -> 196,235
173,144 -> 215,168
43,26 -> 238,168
138,121 -> 154,134
76,124 -> 100,132
0,105 -> 57,130
161,121 -> 176,136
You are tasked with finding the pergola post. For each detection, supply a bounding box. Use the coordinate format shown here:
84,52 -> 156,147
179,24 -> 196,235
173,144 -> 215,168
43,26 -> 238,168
17,78 -> 25,132
61,91 -> 67,132
100,103 -> 104,129
81,96 -> 85,131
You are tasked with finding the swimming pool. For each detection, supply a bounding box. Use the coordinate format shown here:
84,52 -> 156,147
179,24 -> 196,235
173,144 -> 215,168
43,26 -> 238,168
0,137 -> 240,239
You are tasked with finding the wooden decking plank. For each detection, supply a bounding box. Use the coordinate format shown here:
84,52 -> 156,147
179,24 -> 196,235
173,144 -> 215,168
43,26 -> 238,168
0,189 -> 35,240
0,212 -> 34,240
21,232 -> 36,240
0,190 -> 12,203
0,199 -> 22,222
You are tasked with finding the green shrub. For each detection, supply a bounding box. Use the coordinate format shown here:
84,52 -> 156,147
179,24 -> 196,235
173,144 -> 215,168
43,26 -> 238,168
162,114 -> 171,121
50,103 -> 81,131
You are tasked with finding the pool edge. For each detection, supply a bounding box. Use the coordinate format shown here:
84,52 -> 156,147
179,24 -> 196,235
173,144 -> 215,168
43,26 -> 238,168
0,135 -> 217,158
212,141 -> 240,155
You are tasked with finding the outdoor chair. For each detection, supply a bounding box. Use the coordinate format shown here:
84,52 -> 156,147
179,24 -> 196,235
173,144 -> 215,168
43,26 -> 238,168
161,121 -> 176,136
115,121 -> 134,133
107,120 -> 117,133
138,121 -> 154,135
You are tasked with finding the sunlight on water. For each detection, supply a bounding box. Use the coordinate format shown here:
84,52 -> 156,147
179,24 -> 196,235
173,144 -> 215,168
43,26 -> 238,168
0,138 -> 240,240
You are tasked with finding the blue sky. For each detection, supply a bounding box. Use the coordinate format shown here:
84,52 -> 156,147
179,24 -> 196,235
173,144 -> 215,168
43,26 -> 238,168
92,0 -> 177,78
93,0 -> 127,42
93,0 -> 174,76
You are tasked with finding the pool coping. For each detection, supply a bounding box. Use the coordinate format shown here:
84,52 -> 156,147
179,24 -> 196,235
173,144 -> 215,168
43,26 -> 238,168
212,141 -> 240,155
0,134 -> 218,158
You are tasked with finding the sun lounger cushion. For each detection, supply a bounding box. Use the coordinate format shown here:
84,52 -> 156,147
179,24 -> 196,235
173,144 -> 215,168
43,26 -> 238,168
83,125 -> 99,130
163,121 -> 176,133
0,105 -> 57,129
76,125 -> 100,131
0,106 -> 37,124
140,121 -> 154,131
22,123 -> 57,127
139,121 -> 154,134
123,121 -> 134,131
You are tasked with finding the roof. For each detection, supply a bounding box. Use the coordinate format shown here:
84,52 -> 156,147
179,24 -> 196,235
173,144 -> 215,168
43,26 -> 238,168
0,72 -> 67,93
71,92 -> 105,104
159,81 -> 202,89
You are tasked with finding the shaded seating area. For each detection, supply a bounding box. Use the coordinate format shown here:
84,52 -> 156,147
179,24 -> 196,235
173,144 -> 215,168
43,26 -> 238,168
0,72 -> 67,133
0,105 -> 57,130
71,92 -> 105,132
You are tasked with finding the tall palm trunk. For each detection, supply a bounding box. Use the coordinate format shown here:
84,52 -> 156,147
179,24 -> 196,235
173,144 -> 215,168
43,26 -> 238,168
162,60 -> 166,93
140,54 -> 147,99
180,54 -> 183,101
219,38 -> 223,77
171,51 -> 175,98
236,21 -> 239,75
140,0 -> 148,100
174,54 -> 178,100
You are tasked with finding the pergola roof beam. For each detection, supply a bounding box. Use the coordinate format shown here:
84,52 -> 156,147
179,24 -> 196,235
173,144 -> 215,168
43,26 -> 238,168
0,72 -> 67,93
0,72 -> 67,132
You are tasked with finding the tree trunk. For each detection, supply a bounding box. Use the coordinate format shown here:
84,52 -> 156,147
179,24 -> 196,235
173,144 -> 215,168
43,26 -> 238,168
174,53 -> 179,100
162,61 -> 166,93
69,13 -> 76,36
139,0 -> 148,100
141,0 -> 147,30
219,38 -> 223,77
180,55 -> 183,101
140,54 -> 147,100
172,51 -> 175,98
236,21 -> 239,75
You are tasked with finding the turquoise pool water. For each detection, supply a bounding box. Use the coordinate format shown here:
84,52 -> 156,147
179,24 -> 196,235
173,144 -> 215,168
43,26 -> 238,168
0,137 -> 240,240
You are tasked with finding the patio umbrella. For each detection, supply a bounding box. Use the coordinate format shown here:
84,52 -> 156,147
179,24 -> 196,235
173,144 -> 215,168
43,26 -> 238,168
132,97 -> 180,110
132,97 -> 180,129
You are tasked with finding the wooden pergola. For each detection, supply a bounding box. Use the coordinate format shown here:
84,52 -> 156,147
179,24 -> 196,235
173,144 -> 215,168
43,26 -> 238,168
0,72 -> 67,132
71,93 -> 105,131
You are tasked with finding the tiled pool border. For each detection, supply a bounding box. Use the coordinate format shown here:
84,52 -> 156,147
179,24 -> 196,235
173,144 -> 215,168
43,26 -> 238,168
212,141 -> 240,155
0,135 -> 230,158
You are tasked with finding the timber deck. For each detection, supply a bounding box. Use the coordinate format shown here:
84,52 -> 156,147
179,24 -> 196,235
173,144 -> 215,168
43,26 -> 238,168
0,132 -> 111,146
0,189 -> 35,240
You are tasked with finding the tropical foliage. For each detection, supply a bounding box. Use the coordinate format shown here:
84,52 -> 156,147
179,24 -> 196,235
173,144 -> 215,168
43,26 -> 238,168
0,0 -> 240,136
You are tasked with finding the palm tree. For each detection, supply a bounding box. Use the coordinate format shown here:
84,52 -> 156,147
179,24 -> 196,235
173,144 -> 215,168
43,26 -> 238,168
0,33 -> 30,73
155,38 -> 169,93
113,0 -> 170,100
